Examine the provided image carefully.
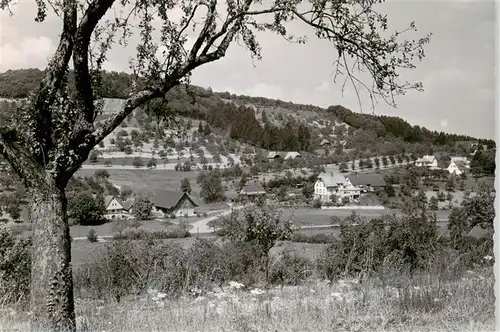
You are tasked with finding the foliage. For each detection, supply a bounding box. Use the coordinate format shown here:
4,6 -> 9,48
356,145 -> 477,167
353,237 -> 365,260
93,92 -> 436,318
180,178 -> 192,194
131,195 -> 153,221
4,199 -> 21,221
196,171 -> 225,203
318,212 -> 441,280
220,205 -> 292,284
448,183 -> 494,242
87,229 -> 98,243
133,157 -> 144,168
67,191 -> 106,226
470,150 -> 495,176
147,158 -> 157,168
0,228 -> 31,304
428,196 -> 438,211
113,228 -> 190,240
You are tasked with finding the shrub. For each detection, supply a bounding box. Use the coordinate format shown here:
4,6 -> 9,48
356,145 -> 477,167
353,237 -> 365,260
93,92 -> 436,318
0,228 -> 31,304
269,246 -> 315,285
74,240 -> 188,301
291,232 -> 337,244
87,229 -> 98,243
113,229 -> 191,241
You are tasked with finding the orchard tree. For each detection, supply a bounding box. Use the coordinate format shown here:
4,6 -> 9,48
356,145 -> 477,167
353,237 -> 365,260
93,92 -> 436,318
221,204 -> 292,284
0,0 -> 431,330
180,177 -> 192,194
131,195 -> 153,221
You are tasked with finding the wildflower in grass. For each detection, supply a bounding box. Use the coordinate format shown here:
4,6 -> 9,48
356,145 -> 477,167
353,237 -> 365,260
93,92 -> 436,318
250,288 -> 265,296
193,296 -> 206,303
310,289 -> 316,294
190,287 -> 203,296
484,255 -> 493,261
214,292 -> 227,299
330,292 -> 343,301
229,281 -> 245,290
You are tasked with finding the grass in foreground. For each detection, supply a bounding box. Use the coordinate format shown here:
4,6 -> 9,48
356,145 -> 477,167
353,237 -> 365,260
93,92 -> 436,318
1,268 -> 493,332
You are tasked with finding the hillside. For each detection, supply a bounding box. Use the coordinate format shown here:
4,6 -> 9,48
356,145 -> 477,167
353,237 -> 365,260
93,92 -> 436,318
0,69 -> 495,159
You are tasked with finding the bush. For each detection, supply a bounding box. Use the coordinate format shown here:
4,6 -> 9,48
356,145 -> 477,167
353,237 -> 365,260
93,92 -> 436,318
87,229 -> 98,243
113,229 -> 191,241
291,232 -> 337,244
269,246 -> 315,285
74,240 -> 188,301
0,228 -> 31,304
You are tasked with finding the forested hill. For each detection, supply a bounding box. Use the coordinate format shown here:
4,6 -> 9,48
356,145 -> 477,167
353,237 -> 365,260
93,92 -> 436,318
0,68 -> 494,150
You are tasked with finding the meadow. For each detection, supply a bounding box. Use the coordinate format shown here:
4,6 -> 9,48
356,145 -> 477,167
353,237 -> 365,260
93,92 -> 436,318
281,207 -> 451,226
77,169 -> 200,197
1,266 -> 493,331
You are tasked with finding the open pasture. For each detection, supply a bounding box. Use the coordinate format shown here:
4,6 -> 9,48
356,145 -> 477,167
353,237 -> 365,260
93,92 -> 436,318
281,207 -> 450,226
77,168 -> 200,197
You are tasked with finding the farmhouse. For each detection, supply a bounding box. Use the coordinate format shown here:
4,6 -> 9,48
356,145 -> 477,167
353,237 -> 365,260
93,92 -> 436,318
314,172 -> 360,203
267,151 -> 301,161
346,173 -> 386,193
319,139 -> 331,147
267,151 -> 287,160
284,151 -> 301,160
415,155 -> 438,168
240,184 -> 266,201
150,190 -> 199,217
447,160 -> 468,176
103,195 -> 133,220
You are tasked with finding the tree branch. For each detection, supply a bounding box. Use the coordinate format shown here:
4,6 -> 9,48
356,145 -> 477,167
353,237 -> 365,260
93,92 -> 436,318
0,128 -> 46,189
32,0 -> 77,153
73,0 -> 116,123
61,88 -> 163,182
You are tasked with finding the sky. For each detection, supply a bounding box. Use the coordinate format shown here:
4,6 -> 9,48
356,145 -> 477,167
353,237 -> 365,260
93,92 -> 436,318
0,0 -> 495,139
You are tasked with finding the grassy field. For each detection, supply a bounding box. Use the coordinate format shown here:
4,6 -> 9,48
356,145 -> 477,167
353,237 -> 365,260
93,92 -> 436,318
281,208 -> 451,226
83,156 -> 215,166
69,218 -> 201,238
2,267 -> 493,331
77,168 -> 201,197
71,236 -> 206,268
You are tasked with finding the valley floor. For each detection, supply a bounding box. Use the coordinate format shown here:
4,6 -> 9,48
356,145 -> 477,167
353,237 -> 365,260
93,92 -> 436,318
1,267 -> 494,332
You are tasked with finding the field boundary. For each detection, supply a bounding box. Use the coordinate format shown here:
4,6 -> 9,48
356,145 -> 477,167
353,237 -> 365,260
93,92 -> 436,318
321,205 -> 386,210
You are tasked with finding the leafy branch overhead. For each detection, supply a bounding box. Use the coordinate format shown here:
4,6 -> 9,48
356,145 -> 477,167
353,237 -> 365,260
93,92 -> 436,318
0,0 -> 430,186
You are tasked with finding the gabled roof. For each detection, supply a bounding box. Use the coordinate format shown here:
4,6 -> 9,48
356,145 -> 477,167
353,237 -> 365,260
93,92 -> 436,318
317,172 -> 348,187
284,152 -> 301,160
454,160 -> 468,171
347,174 -> 386,187
450,156 -> 468,162
241,184 -> 266,195
438,159 -> 451,169
121,197 -> 135,210
104,195 -> 114,207
320,139 -> 331,146
267,151 -> 287,159
150,190 -> 198,209
466,225 -> 492,240
416,155 -> 437,163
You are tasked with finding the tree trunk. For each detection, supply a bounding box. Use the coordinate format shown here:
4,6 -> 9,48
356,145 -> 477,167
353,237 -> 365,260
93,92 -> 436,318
29,183 -> 76,332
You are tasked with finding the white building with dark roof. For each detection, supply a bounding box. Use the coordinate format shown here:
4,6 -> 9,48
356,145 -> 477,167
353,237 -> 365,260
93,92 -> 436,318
415,155 -> 438,168
314,172 -> 360,203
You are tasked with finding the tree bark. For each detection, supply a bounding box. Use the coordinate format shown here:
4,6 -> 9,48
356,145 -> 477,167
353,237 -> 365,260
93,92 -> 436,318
29,180 -> 76,332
